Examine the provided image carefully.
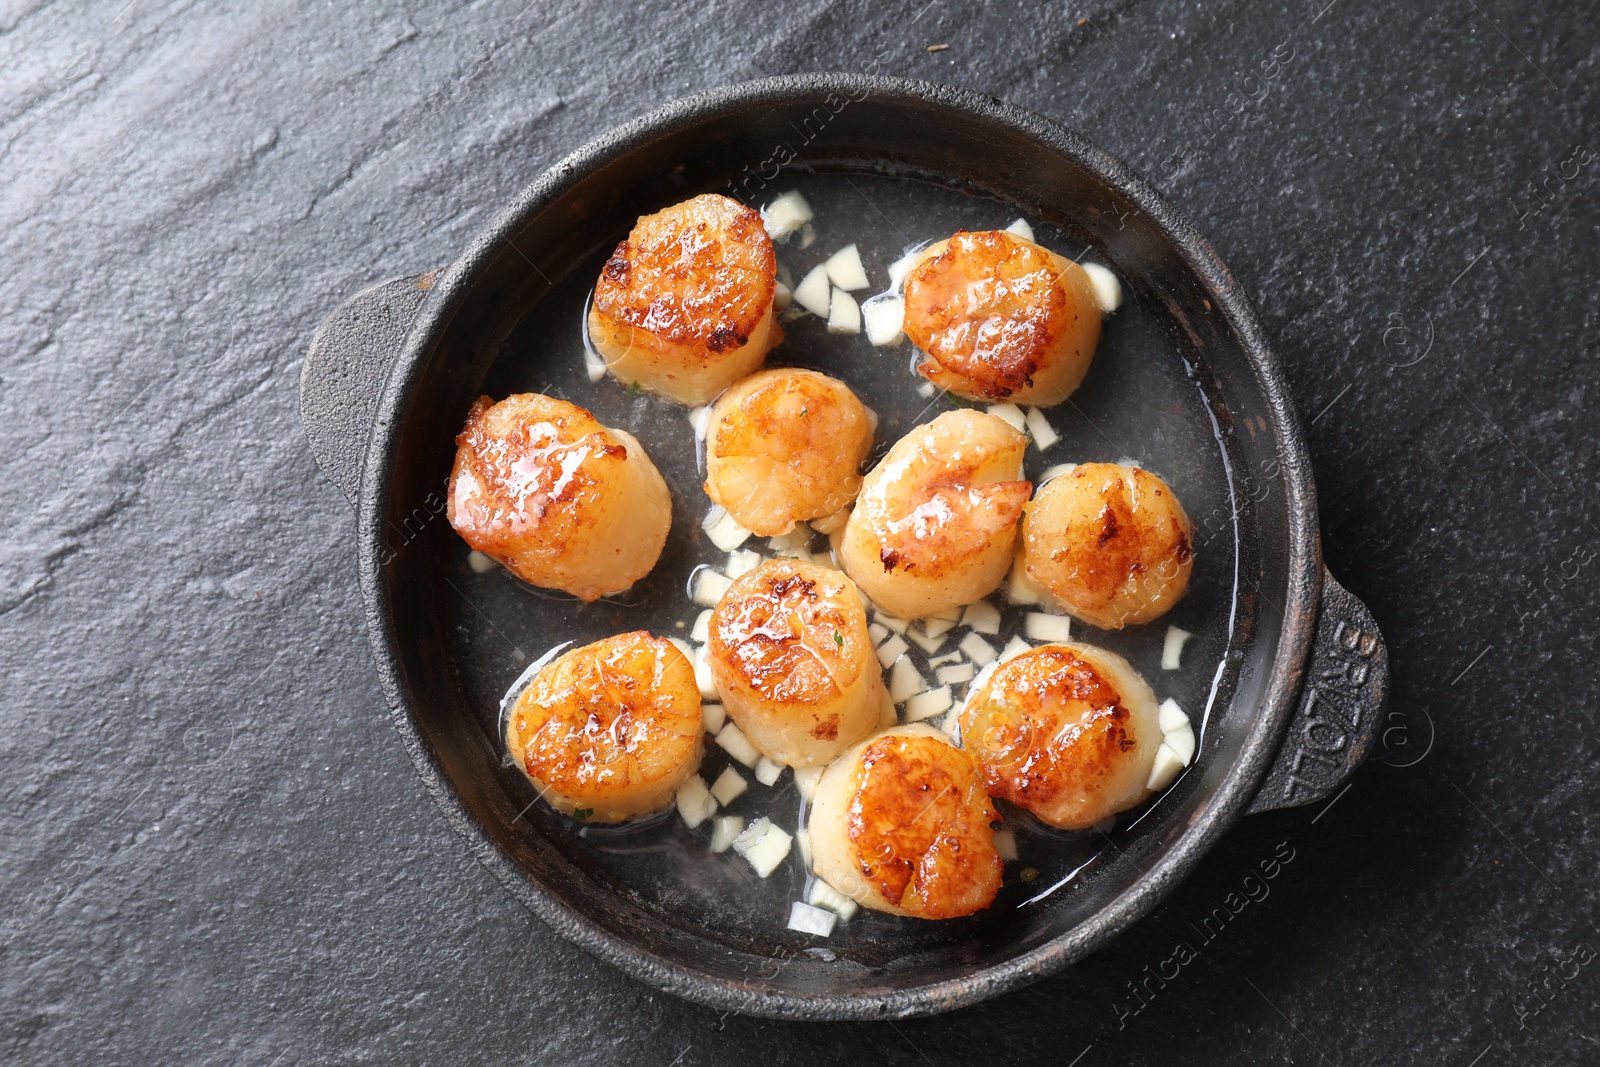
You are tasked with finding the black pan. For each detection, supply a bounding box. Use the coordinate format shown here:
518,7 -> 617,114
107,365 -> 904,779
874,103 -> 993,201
298,74 -> 1387,1020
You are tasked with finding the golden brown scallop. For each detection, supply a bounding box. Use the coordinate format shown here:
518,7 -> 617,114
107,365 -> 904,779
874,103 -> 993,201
505,632 -> 703,823
902,229 -> 1101,405
447,393 -> 671,602
958,642 -> 1161,830
588,193 -> 782,405
703,368 -> 874,537
839,409 -> 1031,619
1021,462 -> 1194,629
808,724 -> 1003,919
706,558 -> 882,767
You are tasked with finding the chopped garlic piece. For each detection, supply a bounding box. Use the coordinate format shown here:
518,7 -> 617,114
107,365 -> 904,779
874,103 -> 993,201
1004,217 -> 1035,242
809,506 -> 850,535
986,403 -> 1027,432
792,264 -> 832,316
936,661 -> 974,685
675,776 -> 717,829
992,827 -> 1019,861
1082,262 -> 1123,313
701,702 -> 726,734
767,528 -> 810,556
960,600 -> 1002,635
710,815 -> 744,853
691,568 -> 732,608
905,686 -> 952,722
732,818 -> 792,877
921,616 -> 957,639
827,287 -> 861,333
959,631 -> 997,666
889,657 -> 929,703
940,705 -> 962,741
761,190 -> 813,239
807,879 -> 859,921
1162,626 -> 1193,671
715,722 -> 761,768
1024,406 -> 1060,449
787,900 -> 837,937
754,756 -> 784,787
905,625 -> 945,655
702,506 -> 752,552
861,293 -> 905,346
916,381 -> 936,397
725,548 -> 762,579
878,686 -> 898,729
1165,721 -> 1197,765
868,622 -> 890,645
794,765 -> 824,801
1025,612 -> 1072,642
887,245 -> 928,291
874,612 -> 910,634
691,609 -> 713,644
710,766 -> 748,806
1007,555 -> 1045,605
999,635 -> 1032,663
693,645 -> 718,701
1146,742 -> 1185,791
876,634 -> 909,669
773,280 -> 791,310
583,346 -> 607,382
928,650 -> 963,667
824,244 -> 870,291
467,550 -> 496,574
667,636 -> 697,662
687,405 -> 712,438
1158,697 -> 1190,733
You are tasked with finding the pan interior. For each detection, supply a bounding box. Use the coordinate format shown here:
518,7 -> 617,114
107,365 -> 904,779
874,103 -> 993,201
373,88 -> 1291,1007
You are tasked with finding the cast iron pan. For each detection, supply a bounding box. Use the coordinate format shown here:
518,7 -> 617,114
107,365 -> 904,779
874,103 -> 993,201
298,74 -> 1388,1019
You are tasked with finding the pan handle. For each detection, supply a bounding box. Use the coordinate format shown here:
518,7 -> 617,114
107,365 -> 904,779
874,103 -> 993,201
1247,569 -> 1389,814
298,271 -> 439,507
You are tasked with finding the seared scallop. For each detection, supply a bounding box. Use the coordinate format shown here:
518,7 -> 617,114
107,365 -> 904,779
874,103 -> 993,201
703,368 -> 874,536
958,642 -> 1161,830
902,229 -> 1101,405
505,632 -> 703,823
808,724 -> 1003,919
706,558 -> 882,767
447,393 -> 671,602
588,193 -> 782,405
1021,462 -> 1194,629
839,410 -> 1030,619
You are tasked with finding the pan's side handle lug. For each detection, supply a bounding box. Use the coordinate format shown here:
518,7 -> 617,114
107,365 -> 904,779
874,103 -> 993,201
1248,569 -> 1389,814
298,272 -> 438,507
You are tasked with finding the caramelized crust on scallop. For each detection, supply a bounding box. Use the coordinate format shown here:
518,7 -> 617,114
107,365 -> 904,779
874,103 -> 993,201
839,409 -> 1031,619
588,193 -> 781,404
1021,462 -> 1194,629
707,559 -> 882,767
958,642 -> 1160,830
447,393 -> 671,602
505,632 -> 703,823
903,230 -> 1101,405
809,725 -> 1002,919
704,368 -> 874,537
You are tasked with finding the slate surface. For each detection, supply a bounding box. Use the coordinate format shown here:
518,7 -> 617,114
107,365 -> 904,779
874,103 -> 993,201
3,0 -> 1596,1063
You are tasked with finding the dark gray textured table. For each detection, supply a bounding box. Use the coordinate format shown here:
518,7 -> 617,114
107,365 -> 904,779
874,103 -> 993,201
3,1 -> 1596,1062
